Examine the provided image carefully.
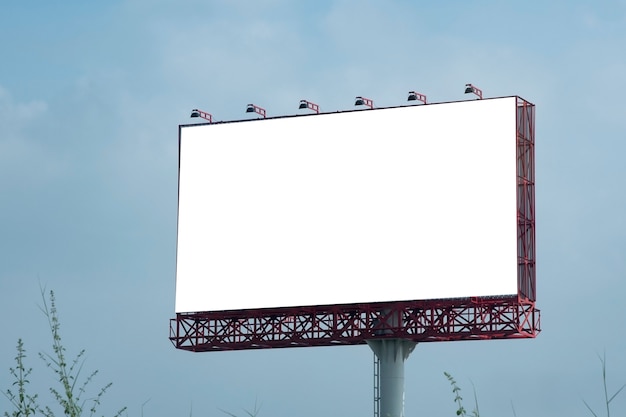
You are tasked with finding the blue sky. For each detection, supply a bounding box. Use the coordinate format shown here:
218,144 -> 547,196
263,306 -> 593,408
2,1 -> 626,416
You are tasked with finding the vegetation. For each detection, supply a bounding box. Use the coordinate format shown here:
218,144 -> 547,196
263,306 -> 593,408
5,288 -> 625,417
445,354 -> 625,417
582,353 -> 626,417
3,288 -> 126,417
218,399 -> 262,417
444,371 -> 480,417
4,339 -> 38,417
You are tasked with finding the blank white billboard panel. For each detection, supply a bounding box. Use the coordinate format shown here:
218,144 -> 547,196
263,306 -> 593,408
176,97 -> 518,313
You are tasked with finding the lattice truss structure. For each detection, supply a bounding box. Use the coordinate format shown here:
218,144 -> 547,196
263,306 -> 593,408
170,97 -> 538,352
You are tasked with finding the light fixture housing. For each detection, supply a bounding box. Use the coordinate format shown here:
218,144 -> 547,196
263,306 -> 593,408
464,84 -> 483,99
407,91 -> 427,104
354,96 -> 374,109
299,99 -> 320,114
246,103 -> 266,118
190,108 -> 213,123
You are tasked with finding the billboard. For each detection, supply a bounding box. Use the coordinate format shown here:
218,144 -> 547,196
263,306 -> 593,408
176,97 -> 519,314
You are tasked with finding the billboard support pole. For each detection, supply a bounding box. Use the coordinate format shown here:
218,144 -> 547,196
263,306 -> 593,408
366,308 -> 416,417
367,339 -> 416,417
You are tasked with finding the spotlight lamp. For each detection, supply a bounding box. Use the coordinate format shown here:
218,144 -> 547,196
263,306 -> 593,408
190,108 -> 213,123
299,99 -> 320,114
407,91 -> 427,104
464,83 -> 483,100
246,103 -> 267,118
354,96 -> 374,109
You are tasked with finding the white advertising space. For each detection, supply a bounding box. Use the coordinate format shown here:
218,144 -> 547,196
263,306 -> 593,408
176,97 -> 518,313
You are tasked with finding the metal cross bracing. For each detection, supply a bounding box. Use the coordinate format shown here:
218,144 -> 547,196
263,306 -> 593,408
516,97 -> 536,301
170,296 -> 540,352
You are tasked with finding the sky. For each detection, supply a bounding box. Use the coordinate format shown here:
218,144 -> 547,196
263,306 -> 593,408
1,1 -> 626,416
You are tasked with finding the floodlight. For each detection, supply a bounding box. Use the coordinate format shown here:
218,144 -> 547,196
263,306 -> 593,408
190,108 -> 213,123
299,99 -> 320,114
407,91 -> 427,104
464,84 -> 483,100
246,103 -> 266,118
355,96 -> 374,109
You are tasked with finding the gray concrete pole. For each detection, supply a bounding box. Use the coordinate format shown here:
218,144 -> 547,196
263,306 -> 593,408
367,339 -> 416,417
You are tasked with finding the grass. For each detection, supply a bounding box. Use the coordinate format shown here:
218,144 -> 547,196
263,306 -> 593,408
444,371 -> 480,417
3,287 -> 126,417
218,399 -> 262,417
445,354 -> 625,417
4,339 -> 38,417
582,353 -> 626,417
5,288 -> 625,416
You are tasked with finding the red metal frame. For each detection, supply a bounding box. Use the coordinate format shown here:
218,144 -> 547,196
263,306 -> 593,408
465,84 -> 483,99
355,96 -> 374,109
299,99 -> 320,114
190,109 -> 213,123
517,97 -> 536,301
407,91 -> 427,104
170,96 -> 538,352
246,103 -> 266,118
170,296 -> 539,352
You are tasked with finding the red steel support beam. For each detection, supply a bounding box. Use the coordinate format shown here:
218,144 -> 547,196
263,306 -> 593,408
170,296 -> 540,352
517,97 -> 536,301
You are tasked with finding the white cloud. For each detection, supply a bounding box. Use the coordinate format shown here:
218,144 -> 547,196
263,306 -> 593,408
0,86 -> 70,190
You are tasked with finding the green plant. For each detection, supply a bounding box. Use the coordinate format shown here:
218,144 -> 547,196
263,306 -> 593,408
3,287 -> 126,417
444,372 -> 480,417
582,353 -> 625,417
3,339 -> 39,417
218,398 -> 262,417
37,288 -> 126,417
